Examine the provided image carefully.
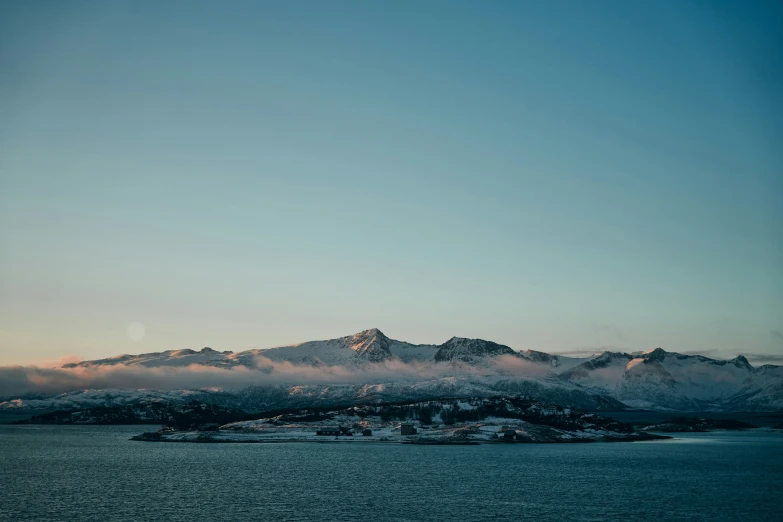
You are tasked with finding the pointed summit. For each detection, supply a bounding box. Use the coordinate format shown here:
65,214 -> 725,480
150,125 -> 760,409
642,347 -> 667,362
730,355 -> 753,370
347,328 -> 392,362
353,328 -> 387,339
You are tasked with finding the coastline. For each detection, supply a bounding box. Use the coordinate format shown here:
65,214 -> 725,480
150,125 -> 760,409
130,430 -> 670,445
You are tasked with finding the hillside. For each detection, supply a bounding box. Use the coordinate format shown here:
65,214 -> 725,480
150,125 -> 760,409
133,396 -> 668,444
3,328 -> 782,413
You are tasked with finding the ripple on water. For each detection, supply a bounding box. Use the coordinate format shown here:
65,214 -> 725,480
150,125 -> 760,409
1,426 -> 782,522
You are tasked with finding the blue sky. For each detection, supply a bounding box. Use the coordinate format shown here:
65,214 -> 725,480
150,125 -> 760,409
1,1 -> 781,365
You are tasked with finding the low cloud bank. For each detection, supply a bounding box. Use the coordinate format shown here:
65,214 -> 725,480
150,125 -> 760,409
743,353 -> 783,366
0,355 -> 548,398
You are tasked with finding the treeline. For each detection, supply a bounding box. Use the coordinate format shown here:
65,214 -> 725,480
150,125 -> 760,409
376,401 -> 484,425
263,396 -> 606,428
17,396 -> 634,433
371,397 -> 633,432
17,402 -> 255,429
165,403 -> 254,429
19,404 -> 171,425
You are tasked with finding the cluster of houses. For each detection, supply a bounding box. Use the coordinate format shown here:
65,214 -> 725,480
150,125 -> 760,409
197,421 -> 521,441
315,422 -> 419,437
196,422 -> 421,438
315,426 -> 356,436
400,422 -> 417,435
313,423 -> 522,439
499,425 -> 520,441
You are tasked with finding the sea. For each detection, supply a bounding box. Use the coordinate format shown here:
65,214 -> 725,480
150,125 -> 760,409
1,425 -> 782,521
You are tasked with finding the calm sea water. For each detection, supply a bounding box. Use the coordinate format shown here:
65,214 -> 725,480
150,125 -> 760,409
1,425 -> 782,522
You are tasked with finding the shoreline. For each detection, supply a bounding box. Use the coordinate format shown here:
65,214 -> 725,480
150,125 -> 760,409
130,432 -> 671,445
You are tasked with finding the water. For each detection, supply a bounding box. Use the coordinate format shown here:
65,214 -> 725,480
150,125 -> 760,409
2,426 -> 782,521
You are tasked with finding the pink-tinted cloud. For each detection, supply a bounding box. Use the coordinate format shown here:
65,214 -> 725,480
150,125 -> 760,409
0,356 -> 549,398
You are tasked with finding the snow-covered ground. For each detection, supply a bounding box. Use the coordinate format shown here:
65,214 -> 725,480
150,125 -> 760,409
150,419 -> 644,445
137,398 -> 662,445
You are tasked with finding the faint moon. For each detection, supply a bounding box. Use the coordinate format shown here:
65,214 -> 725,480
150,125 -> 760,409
127,322 -> 146,341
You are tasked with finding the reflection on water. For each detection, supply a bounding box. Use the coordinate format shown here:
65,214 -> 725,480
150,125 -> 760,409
1,426 -> 782,522
651,430 -> 783,444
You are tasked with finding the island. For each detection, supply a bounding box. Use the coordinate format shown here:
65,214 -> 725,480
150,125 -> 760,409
129,396 -> 670,445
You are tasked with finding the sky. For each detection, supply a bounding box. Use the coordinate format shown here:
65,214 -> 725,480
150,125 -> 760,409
1,1 -> 781,366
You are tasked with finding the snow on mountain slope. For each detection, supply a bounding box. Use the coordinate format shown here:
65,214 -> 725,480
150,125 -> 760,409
248,328 -> 392,365
0,375 -> 627,414
523,350 -> 596,373
559,351 -> 633,388
60,329 -> 568,370
63,347 -> 235,368
388,339 -> 440,362
622,350 -> 751,400
249,328 -> 437,366
6,329 -> 782,412
704,364 -> 783,411
619,350 -> 762,409
434,337 -> 523,364
557,347 -> 782,410
63,329 -> 438,369
0,389 -> 209,412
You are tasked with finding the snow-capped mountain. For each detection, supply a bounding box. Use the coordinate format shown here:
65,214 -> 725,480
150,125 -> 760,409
250,328 -> 439,365
434,337 -> 521,363
3,377 -> 627,415
555,347 -> 781,410
62,347 -> 235,368
5,329 -> 783,412
522,350 -> 587,372
62,328 -> 438,368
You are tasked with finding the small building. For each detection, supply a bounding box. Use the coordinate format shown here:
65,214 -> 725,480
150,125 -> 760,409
400,422 -> 417,435
316,427 -> 341,436
362,429 -> 373,436
503,430 -> 517,441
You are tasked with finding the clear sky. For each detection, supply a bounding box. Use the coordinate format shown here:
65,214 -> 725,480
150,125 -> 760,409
1,1 -> 781,366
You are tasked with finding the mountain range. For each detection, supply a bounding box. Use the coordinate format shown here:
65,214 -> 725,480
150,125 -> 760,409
4,328 -> 782,413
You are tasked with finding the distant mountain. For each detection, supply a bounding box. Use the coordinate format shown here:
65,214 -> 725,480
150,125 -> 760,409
434,337 -> 520,363
255,328 -> 439,365
556,347 -> 781,411
62,328 -> 438,368
5,328 -> 782,413
62,347 -> 236,368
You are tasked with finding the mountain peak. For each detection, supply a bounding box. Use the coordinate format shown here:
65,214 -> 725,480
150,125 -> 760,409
353,328 -> 386,339
168,349 -> 196,356
435,337 -> 518,363
730,355 -> 753,370
347,328 -> 392,362
642,347 -> 667,362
